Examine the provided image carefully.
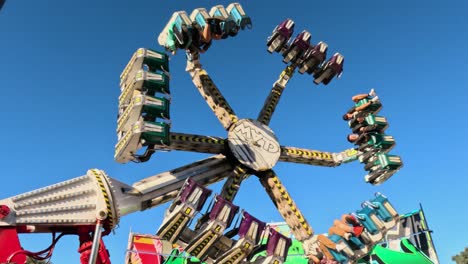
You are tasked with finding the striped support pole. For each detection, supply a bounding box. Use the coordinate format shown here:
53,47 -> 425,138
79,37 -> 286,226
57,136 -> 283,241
279,146 -> 338,167
190,69 -> 239,130
220,165 -> 249,201
258,170 -> 313,241
168,132 -> 226,154
257,65 -> 295,125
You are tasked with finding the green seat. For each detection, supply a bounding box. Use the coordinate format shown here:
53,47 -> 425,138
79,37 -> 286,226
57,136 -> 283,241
350,114 -> 388,133
117,94 -> 170,133
190,8 -> 210,29
364,153 -> 402,172
120,48 -> 169,90
358,133 -> 395,152
140,121 -> 171,146
114,120 -> 170,163
157,11 -> 193,52
141,96 -> 170,119
119,70 -> 170,107
134,70 -> 170,94
358,134 -> 395,163
355,98 -> 382,115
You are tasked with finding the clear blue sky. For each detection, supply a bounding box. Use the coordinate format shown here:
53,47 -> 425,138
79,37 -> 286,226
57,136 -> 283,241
1,0 -> 467,263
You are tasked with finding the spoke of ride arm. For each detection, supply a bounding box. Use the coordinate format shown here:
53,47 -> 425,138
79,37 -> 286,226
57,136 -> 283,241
168,132 -> 226,154
257,65 -> 295,125
334,147 -> 360,164
279,146 -> 339,167
257,170 -> 313,241
188,67 -> 239,130
220,165 -> 250,201
130,154 -> 233,209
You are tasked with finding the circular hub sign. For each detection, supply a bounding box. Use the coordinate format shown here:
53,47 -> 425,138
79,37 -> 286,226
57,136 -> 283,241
227,119 -> 281,171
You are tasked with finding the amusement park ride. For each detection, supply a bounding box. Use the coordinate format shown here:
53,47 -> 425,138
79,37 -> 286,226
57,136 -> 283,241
0,3 -> 405,264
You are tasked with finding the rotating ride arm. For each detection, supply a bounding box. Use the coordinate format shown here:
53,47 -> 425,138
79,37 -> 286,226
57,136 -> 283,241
157,5 -> 256,206
219,165 -> 249,201
157,4 -> 252,131
118,130 -> 227,163
259,19 -> 343,127
127,155 -> 233,210
279,146 -> 359,167
257,65 -> 295,125
188,68 -> 239,130
257,170 -> 313,242
169,132 -> 226,154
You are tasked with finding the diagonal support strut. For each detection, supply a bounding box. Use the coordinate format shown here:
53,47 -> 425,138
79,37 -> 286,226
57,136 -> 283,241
279,146 -> 360,167
257,169 -> 313,241
168,132 -> 226,155
188,66 -> 239,130
219,165 -> 250,201
257,65 -> 295,125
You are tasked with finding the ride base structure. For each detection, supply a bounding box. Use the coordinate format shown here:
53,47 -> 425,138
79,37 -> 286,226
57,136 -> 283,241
0,3 -> 408,264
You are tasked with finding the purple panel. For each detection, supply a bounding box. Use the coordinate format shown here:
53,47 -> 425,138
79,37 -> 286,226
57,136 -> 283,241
179,178 -> 212,211
277,19 -> 295,39
291,30 -> 311,51
209,195 -> 240,227
238,211 -> 266,243
327,53 -> 344,74
179,178 -> 195,202
266,228 -> 292,257
310,42 -> 327,62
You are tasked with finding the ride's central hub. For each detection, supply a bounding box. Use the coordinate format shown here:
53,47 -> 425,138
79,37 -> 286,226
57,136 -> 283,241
227,119 -> 281,171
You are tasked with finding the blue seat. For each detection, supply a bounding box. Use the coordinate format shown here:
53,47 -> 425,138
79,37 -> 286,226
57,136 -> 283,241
354,207 -> 380,234
328,235 -> 350,263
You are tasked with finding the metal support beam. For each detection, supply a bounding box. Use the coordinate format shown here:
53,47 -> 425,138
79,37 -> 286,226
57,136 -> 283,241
169,132 -> 226,154
188,67 -> 239,130
113,155 -> 234,215
279,146 -> 338,167
257,65 -> 295,125
88,220 -> 103,264
257,170 -> 313,241
219,165 -> 249,201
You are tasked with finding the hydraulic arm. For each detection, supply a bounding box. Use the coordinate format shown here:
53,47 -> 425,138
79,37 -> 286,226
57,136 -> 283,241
0,155 -> 232,263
